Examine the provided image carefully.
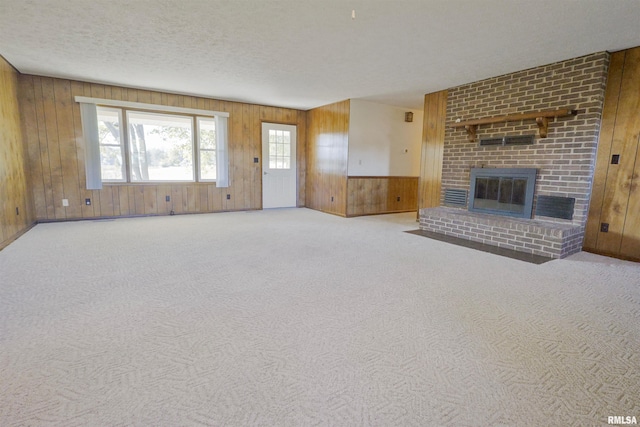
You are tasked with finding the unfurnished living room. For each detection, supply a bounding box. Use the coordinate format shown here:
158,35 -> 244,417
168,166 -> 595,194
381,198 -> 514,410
1,1 -> 640,426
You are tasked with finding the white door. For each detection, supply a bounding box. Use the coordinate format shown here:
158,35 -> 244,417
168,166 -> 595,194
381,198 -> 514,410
262,123 -> 297,208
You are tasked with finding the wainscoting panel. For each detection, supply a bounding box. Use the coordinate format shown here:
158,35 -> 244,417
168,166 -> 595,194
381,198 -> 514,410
346,176 -> 418,217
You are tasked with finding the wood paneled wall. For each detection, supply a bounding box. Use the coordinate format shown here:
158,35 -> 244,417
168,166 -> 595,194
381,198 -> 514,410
0,57 -> 34,249
346,177 -> 418,217
306,99 -> 349,216
584,47 -> 640,261
418,90 -> 447,210
18,75 -> 306,221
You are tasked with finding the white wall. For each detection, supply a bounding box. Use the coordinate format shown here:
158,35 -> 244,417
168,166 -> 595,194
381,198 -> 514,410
347,99 -> 423,176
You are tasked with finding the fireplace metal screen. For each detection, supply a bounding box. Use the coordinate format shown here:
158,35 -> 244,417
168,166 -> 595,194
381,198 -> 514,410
468,168 -> 537,218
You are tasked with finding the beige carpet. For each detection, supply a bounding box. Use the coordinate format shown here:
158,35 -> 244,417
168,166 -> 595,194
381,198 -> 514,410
1,208 -> 638,426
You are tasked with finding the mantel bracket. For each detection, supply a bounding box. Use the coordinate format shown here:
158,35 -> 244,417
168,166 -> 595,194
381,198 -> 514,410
464,125 -> 477,142
536,116 -> 549,138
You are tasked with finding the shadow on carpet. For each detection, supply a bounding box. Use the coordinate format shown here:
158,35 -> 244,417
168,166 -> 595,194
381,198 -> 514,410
405,229 -> 553,264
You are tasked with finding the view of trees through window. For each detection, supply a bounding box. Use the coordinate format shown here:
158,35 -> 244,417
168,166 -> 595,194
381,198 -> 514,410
127,111 -> 193,181
96,107 -> 217,182
198,118 -> 216,180
97,107 -> 125,181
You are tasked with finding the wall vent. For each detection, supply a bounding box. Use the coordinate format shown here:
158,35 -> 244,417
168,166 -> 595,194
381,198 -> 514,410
444,188 -> 468,207
479,135 -> 535,146
535,195 -> 575,220
479,138 -> 503,146
505,135 -> 535,145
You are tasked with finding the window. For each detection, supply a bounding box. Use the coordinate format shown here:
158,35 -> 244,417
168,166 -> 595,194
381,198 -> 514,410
197,117 -> 216,181
97,107 -> 125,182
91,106 -> 223,184
126,111 -> 194,182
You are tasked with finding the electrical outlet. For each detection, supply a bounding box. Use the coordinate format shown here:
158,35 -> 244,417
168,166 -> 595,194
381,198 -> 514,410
166,195 -> 170,202
254,157 -> 259,163
226,194 -> 231,200
85,198 -> 91,206
600,223 -> 609,233
62,199 -> 69,207
331,196 -> 334,202
397,196 -> 401,202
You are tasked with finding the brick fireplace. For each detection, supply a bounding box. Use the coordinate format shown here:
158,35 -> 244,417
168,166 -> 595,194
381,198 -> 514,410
419,52 -> 609,259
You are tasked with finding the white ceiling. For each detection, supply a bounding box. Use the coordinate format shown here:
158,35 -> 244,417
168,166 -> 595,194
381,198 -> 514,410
1,0 -> 639,111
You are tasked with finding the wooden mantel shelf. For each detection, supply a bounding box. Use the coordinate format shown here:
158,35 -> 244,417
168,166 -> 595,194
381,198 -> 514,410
451,108 -> 578,141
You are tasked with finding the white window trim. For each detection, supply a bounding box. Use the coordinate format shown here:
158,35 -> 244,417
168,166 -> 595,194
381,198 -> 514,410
74,96 -> 229,118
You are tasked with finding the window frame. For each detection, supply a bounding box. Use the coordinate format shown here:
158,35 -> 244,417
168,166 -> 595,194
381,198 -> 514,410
196,116 -> 217,182
125,109 -> 196,183
96,106 -> 127,183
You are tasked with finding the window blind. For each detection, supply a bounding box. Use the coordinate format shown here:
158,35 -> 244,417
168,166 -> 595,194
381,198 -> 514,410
215,115 -> 229,187
79,103 -> 102,190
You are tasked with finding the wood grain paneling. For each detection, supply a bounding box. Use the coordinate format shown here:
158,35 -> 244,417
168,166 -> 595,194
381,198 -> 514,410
346,177 -> 418,217
306,100 -> 349,216
0,56 -> 35,249
18,75 -> 307,221
584,47 -> 640,261
584,50 -> 625,250
418,90 -> 447,210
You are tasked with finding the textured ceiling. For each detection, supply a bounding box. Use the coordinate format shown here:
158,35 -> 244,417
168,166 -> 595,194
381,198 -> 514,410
1,0 -> 639,110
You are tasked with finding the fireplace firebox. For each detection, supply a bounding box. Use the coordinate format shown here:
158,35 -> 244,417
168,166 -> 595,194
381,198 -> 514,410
468,168 -> 537,219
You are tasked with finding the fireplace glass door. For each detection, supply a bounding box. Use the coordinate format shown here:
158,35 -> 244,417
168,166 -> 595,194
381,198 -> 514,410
468,168 -> 537,218
473,177 -> 527,214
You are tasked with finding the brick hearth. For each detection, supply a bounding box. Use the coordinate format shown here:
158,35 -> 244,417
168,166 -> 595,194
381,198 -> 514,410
419,207 -> 583,259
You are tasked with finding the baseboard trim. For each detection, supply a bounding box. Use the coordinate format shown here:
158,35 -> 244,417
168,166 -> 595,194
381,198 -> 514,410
582,248 -> 640,263
0,222 -> 37,252
346,209 -> 417,218
35,208 -> 262,224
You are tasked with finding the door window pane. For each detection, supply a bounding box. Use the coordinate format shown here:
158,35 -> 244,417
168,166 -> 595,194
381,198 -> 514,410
268,129 -> 291,169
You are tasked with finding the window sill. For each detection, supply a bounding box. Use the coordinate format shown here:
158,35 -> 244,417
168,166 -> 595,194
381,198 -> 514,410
101,181 -> 217,186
